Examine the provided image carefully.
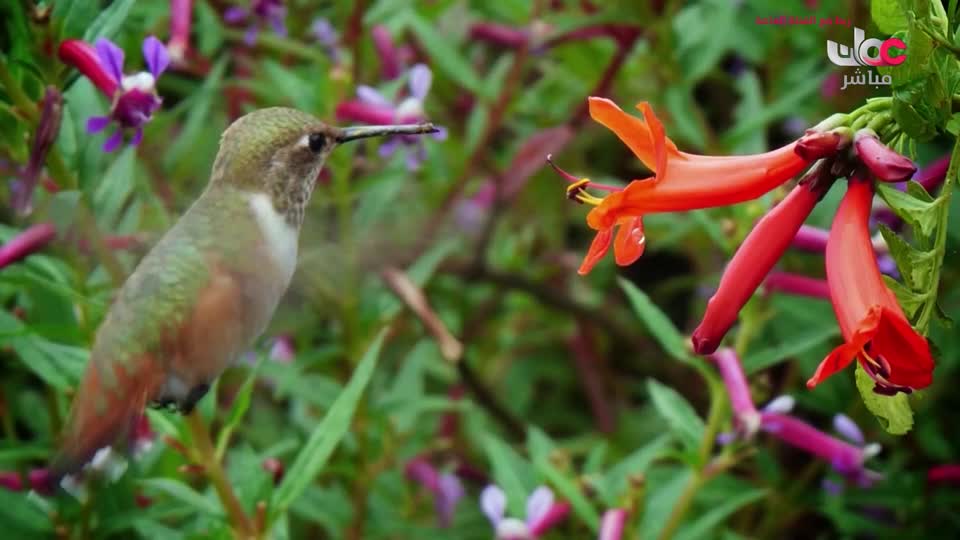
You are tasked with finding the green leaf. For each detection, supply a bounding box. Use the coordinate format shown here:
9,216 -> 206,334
646,379 -> 704,451
673,488 -> 767,540
877,223 -> 935,292
871,0 -> 908,34
483,434 -> 536,516
82,0 -> 136,42
138,478 -> 223,517
401,13 -> 487,99
0,489 -> 53,534
619,278 -> 690,363
527,428 -> 600,532
876,182 -> 943,239
743,325 -> 840,374
599,434 -> 671,506
214,360 -> 262,458
271,329 -> 388,515
855,363 -> 913,434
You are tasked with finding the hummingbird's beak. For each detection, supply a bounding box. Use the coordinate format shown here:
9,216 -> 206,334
337,123 -> 438,143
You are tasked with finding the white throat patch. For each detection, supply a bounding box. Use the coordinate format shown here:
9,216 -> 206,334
248,192 -> 298,284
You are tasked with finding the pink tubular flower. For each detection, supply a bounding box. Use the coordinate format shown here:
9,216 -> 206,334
928,465 -> 960,485
763,272 -> 830,299
761,412 -> 881,487
481,485 -> 569,539
167,0 -> 193,63
0,469 -> 55,496
371,25 -> 402,80
58,36 -> 169,152
0,223 -> 56,269
710,348 -> 759,437
692,162 -> 836,354
791,224 -> 830,252
469,22 -> 530,48
598,508 -> 628,540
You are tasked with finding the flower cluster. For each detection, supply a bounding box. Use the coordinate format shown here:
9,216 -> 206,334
336,63 -> 447,170
59,36 -> 169,152
554,96 -> 936,395
711,348 -> 882,489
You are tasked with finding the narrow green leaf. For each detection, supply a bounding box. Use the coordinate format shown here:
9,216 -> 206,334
599,434 -> 671,506
646,379 -> 704,451
877,223 -> 934,291
82,0 -> 136,42
855,363 -> 913,435
483,434 -> 536,516
0,489 -> 53,534
527,428 -> 600,532
619,278 -> 689,362
138,478 -> 223,516
673,488 -> 767,540
215,360 -> 263,458
271,329 -> 387,514
402,13 -> 487,99
743,325 -> 840,374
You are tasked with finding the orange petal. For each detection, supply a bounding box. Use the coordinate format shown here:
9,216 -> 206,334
613,216 -> 646,266
638,102 -> 668,183
578,227 -> 614,275
588,97 -> 677,171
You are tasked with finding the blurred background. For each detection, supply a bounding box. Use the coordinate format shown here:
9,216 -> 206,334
1,0 -> 959,538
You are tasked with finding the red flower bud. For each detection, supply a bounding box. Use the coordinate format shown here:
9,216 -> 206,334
853,129 -> 916,182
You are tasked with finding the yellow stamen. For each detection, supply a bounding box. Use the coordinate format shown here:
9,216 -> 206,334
566,178 -> 605,206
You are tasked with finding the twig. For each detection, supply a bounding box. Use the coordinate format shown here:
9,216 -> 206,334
380,266 -> 464,362
457,357 -> 526,439
185,411 -> 256,539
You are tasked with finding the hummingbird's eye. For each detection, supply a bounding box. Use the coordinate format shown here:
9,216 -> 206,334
308,133 -> 327,153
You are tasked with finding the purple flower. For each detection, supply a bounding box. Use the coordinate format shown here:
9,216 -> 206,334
481,485 -> 569,539
406,457 -> 464,527
62,37 -> 169,152
711,348 -> 760,439
336,64 -> 446,170
224,0 -> 286,45
310,18 -> 340,62
761,412 -> 882,488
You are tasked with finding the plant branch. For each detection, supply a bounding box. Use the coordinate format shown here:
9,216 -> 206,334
185,411 -> 256,539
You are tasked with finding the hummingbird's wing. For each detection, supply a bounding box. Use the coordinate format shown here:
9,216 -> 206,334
51,191 -> 272,477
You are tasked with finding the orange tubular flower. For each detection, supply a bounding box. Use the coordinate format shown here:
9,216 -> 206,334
569,98 -> 814,274
807,177 -> 935,394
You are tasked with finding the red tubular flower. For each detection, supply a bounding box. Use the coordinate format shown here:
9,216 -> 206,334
563,98 -> 817,274
692,162 -> 836,353
807,177 -> 934,393
57,40 -> 118,96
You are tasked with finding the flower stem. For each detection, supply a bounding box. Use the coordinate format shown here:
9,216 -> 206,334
657,372 -> 727,540
0,60 -> 38,122
185,410 -> 256,539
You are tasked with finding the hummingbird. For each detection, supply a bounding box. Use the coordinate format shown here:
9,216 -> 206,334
51,107 -> 436,476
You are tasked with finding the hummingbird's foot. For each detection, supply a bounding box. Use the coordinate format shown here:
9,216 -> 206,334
180,383 -> 211,414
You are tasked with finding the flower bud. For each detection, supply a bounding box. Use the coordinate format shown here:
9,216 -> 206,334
796,126 -> 852,161
854,128 -> 916,182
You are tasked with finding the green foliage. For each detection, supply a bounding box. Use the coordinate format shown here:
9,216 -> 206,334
0,0 -> 959,539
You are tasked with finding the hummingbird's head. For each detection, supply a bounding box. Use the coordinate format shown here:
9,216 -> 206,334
211,107 -> 436,225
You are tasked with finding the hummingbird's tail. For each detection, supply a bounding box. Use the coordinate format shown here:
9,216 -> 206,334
50,356 -> 164,479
